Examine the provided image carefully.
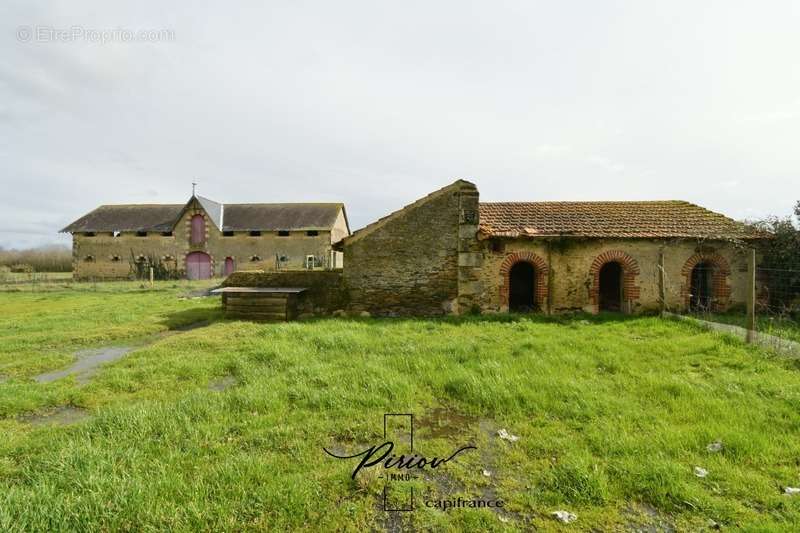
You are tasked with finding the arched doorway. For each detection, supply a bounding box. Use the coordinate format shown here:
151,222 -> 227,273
690,262 -> 715,311
186,252 -> 212,280
509,262 -> 537,312
599,262 -> 623,311
190,214 -> 205,244
224,257 -> 235,276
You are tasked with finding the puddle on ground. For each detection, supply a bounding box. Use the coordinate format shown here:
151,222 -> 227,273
35,347 -> 134,384
416,407 -> 478,439
30,321 -> 211,385
208,375 -> 237,391
21,406 -> 89,426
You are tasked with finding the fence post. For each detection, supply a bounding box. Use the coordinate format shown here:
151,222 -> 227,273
149,267 -> 154,288
658,250 -> 666,316
746,247 -> 756,343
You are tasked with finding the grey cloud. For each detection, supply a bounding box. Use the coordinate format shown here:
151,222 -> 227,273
0,0 -> 798,248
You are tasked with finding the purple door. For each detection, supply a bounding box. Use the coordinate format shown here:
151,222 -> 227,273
224,257 -> 235,276
190,214 -> 205,244
186,252 -> 212,280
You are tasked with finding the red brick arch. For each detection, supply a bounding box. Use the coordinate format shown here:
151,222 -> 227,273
499,252 -> 549,310
681,252 -> 731,310
589,250 -> 641,309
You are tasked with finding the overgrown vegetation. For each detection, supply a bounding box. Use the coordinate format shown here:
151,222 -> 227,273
130,252 -> 183,281
750,200 -> 800,316
0,244 -> 71,273
1,285 -> 800,530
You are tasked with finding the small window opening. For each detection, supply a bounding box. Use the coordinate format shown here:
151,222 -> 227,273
136,231 -> 148,237
249,231 -> 262,237
223,231 -> 234,237
277,230 -> 290,237
489,240 -> 505,253
84,232 -> 96,237
161,231 -> 173,237
110,255 -> 121,262
250,255 -> 261,262
306,230 -> 319,237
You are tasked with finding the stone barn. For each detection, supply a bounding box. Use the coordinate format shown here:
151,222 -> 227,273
61,194 -> 349,280
336,180 -> 761,316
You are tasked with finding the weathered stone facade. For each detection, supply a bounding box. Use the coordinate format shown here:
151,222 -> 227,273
333,180 -> 758,317
67,197 -> 348,280
478,237 -> 751,314
341,180 -> 482,316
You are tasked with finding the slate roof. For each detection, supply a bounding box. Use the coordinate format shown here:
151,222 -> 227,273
478,201 -> 760,240
222,203 -> 345,231
60,204 -> 184,233
61,198 -> 346,233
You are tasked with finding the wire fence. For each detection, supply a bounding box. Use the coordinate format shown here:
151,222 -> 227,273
0,271 -> 220,293
669,256 -> 800,353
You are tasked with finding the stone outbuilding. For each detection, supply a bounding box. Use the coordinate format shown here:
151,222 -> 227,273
336,180 -> 761,316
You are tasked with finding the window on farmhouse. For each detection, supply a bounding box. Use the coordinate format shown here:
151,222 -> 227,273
161,231 -> 173,237
250,255 -> 261,262
136,231 -> 147,237
278,230 -> 290,237
306,230 -> 319,237
223,231 -> 234,237
249,231 -> 262,237
84,232 -> 96,237
110,255 -> 121,262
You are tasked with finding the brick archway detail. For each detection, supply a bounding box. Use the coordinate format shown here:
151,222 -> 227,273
681,252 -> 731,310
589,250 -> 641,307
499,252 -> 549,309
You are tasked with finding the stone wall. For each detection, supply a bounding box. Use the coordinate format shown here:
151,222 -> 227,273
341,180 -> 481,316
223,270 -> 347,315
71,198 -> 347,280
479,237 -> 752,314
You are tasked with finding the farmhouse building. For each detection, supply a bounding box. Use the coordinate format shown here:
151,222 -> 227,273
334,180 -> 761,316
62,195 -> 349,280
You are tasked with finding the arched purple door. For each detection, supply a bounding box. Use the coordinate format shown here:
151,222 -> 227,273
186,252 -> 212,280
224,257 -> 235,276
190,214 -> 205,244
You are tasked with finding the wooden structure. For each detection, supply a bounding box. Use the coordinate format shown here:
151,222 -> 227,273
212,287 -> 307,321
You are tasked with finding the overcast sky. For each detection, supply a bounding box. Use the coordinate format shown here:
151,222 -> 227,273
1,1 -> 798,248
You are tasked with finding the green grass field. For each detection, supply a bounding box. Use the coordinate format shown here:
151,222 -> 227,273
1,283 -> 800,531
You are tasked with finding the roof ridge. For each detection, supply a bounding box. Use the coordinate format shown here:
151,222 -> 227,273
342,179 -> 476,245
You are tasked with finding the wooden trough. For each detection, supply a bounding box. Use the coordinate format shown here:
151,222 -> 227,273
212,287 -> 307,321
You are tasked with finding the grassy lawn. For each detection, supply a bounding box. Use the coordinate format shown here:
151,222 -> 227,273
1,286 -> 800,531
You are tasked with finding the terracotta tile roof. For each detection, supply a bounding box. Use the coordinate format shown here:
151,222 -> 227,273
479,201 -> 760,239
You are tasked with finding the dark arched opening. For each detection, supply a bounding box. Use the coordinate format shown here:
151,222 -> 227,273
599,262 -> 623,312
509,262 -> 537,312
690,262 -> 715,311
